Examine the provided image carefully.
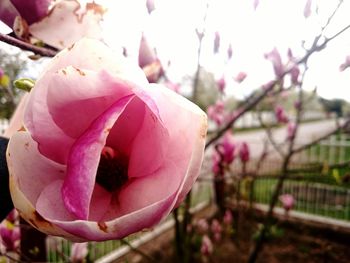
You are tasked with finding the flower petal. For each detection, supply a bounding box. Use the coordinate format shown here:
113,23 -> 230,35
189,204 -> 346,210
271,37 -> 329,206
62,95 -> 135,220
7,131 -> 66,206
10,0 -> 50,25
0,0 -> 19,28
29,1 -> 104,49
127,97 -> 170,178
24,38 -> 148,164
47,67 -> 133,139
146,84 -> 207,206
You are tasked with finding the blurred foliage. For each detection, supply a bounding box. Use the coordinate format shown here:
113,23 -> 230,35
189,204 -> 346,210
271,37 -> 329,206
0,48 -> 27,119
319,98 -> 350,117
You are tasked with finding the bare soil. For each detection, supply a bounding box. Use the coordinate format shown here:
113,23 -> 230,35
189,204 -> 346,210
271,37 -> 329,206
117,209 -> 350,263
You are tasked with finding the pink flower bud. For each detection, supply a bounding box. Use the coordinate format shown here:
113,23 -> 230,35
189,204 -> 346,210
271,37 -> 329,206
339,56 -> 350,72
279,194 -> 295,211
217,132 -> 235,165
70,242 -> 88,263
201,235 -> 213,255
239,142 -> 250,163
234,72 -> 247,83
211,219 -> 222,236
0,223 -> 20,252
196,219 -> 209,234
207,101 -> 225,126
146,0 -> 155,14
304,0 -> 312,18
227,44 -> 233,60
138,35 -> 163,83
216,76 -> 226,92
223,210 -> 233,225
214,31 -> 220,53
274,105 -> 289,124
265,48 -> 284,78
287,122 -> 296,140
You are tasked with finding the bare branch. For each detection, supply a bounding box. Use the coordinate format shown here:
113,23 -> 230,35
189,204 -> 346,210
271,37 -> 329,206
0,33 -> 57,57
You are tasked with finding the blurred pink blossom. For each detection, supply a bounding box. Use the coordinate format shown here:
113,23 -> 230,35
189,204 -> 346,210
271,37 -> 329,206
287,122 -> 296,140
216,76 -> 226,92
239,142 -> 250,163
138,35 -> 163,83
304,0 -> 312,18
207,101 -> 226,126
164,81 -> 181,93
265,48 -> 284,78
70,242 -> 88,263
279,194 -> 295,212
234,72 -> 247,83
0,223 -> 20,252
223,210 -> 233,225
211,219 -> 222,241
146,0 -> 155,14
274,105 -> 289,123
214,31 -> 220,53
339,56 -> 350,71
227,44 -> 233,60
196,218 -> 209,234
201,235 -> 213,256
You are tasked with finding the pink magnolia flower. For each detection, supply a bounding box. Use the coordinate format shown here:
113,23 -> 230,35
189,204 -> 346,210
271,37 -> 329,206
200,235 -> 213,256
339,56 -> 350,72
0,222 -> 20,252
239,142 -> 250,163
7,38 -> 207,242
138,35 -> 163,83
70,242 -> 88,263
223,210 -> 233,225
279,194 -> 295,212
274,105 -> 289,124
234,72 -> 247,83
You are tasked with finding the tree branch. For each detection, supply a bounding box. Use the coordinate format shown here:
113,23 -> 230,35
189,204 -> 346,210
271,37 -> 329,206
0,33 -> 57,57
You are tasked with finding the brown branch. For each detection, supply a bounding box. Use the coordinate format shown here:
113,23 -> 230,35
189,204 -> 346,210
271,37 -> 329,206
0,33 -> 57,57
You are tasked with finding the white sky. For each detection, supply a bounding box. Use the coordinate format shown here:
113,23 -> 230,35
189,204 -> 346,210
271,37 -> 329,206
1,0 -> 350,101
101,0 -> 350,101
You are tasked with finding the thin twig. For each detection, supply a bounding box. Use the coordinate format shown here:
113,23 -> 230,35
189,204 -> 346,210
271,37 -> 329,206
0,33 -> 57,57
120,239 -> 155,262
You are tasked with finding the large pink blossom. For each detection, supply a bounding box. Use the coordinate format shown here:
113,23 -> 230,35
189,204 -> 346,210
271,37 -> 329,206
0,0 -> 104,49
7,38 -> 207,242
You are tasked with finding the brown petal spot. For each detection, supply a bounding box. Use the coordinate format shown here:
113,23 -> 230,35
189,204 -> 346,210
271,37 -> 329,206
73,67 -> 86,76
98,222 -> 108,233
29,211 -> 52,229
18,126 -> 26,132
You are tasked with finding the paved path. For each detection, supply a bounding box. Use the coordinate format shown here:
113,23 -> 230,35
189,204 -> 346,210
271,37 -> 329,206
208,119 -> 342,160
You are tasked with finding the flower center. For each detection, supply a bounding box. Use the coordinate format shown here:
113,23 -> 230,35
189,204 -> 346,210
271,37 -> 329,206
96,146 -> 128,192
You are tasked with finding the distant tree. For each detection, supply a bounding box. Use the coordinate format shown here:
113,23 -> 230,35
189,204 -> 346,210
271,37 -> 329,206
0,48 -> 27,119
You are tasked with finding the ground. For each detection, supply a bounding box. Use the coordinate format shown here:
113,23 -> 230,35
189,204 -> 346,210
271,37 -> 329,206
117,209 -> 350,263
